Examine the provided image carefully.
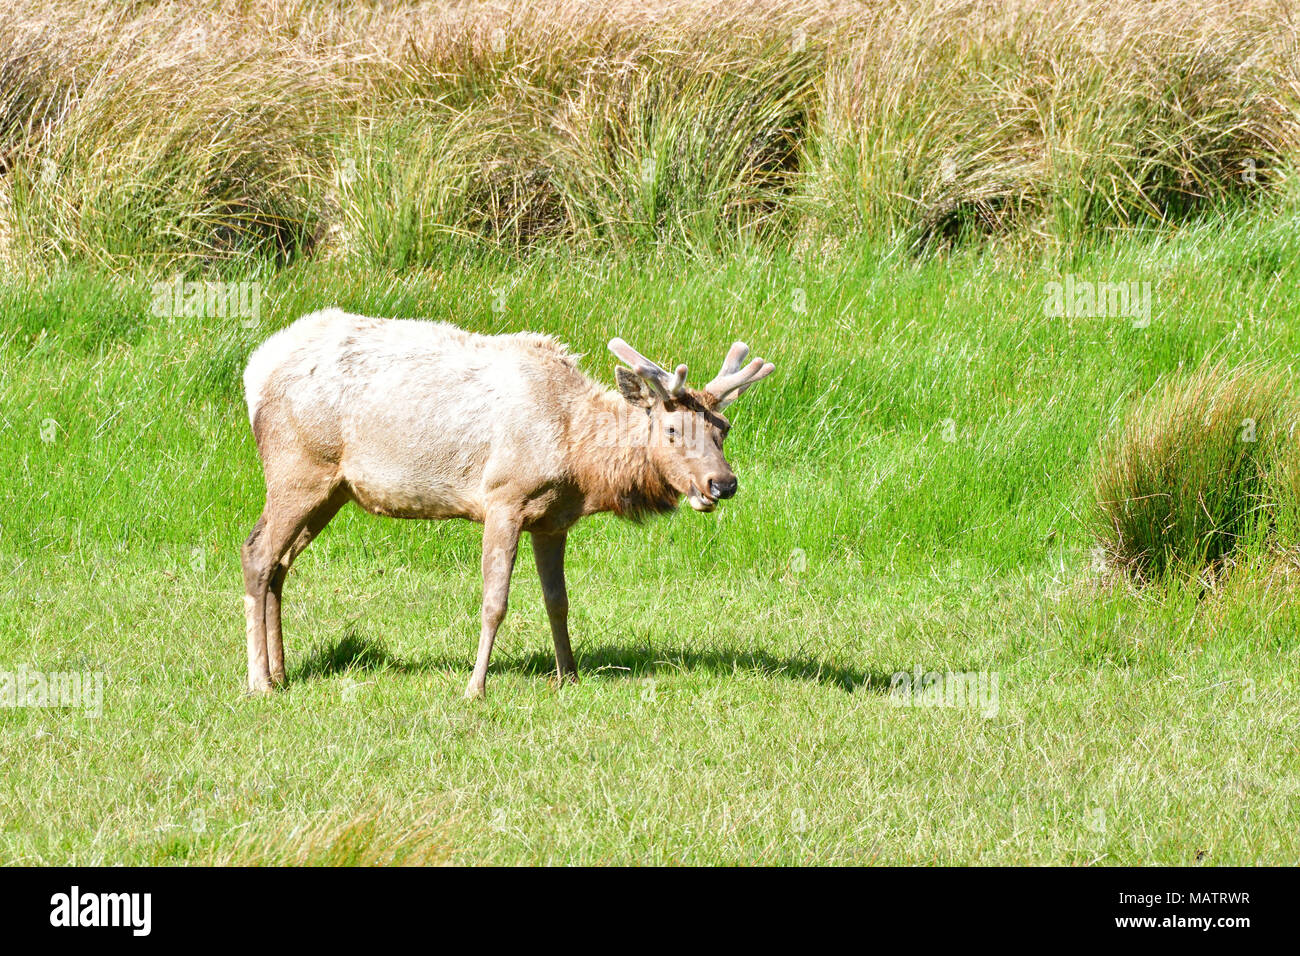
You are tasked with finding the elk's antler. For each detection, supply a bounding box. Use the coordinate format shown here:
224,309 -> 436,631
705,341 -> 774,409
608,337 -> 687,400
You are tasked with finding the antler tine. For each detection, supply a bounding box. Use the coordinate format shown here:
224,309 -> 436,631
609,338 -> 687,400
609,337 -> 665,375
706,342 -> 755,396
729,360 -> 775,398
666,364 -> 688,398
719,341 -> 750,377
704,349 -> 775,409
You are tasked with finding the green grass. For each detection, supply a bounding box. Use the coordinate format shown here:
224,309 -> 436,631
3,208 -> 1300,865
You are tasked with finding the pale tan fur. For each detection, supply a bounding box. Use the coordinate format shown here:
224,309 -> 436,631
240,309 -> 772,698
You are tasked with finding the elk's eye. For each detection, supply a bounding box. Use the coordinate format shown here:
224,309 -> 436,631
665,426 -> 677,439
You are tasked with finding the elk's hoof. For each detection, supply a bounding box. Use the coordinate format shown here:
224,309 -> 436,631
463,683 -> 486,701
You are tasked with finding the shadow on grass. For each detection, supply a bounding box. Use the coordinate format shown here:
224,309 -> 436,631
291,630 -> 894,693
291,631 -> 416,681
509,645 -> 891,693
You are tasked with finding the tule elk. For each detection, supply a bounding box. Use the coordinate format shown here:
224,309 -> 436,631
241,309 -> 774,698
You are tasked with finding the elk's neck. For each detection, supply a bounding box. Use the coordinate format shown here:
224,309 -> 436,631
568,389 -> 679,520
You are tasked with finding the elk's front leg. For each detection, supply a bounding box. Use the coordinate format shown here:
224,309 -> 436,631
465,509 -> 521,700
532,530 -> 577,684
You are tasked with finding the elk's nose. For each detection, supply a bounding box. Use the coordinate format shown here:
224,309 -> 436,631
709,475 -> 738,500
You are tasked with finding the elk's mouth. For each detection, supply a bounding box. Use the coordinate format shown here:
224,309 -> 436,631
687,484 -> 717,512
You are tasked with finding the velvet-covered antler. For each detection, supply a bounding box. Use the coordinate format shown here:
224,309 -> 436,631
704,341 -> 774,409
608,337 -> 687,400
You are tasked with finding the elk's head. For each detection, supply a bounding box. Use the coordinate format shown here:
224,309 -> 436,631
609,337 -> 774,512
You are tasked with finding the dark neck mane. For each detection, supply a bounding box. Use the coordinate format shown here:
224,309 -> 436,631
568,390 -> 680,521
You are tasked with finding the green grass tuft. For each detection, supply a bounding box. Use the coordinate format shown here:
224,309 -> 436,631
1092,361 -> 1294,581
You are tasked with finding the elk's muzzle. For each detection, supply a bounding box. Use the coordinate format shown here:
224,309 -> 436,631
708,475 -> 738,500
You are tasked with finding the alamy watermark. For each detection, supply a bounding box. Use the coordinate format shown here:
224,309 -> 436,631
1044,274 -> 1151,328
590,401 -> 714,459
889,667 -> 999,718
150,275 -> 262,328
50,886 -> 150,936
1,665 -> 104,717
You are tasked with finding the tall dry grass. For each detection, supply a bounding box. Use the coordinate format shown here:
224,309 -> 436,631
807,1 -> 1300,248
0,0 -> 1297,270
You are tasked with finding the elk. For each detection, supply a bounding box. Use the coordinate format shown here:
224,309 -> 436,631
240,309 -> 774,698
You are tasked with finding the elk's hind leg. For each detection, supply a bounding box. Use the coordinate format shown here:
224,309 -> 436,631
265,488 -> 348,685
532,530 -> 577,685
242,476 -> 338,694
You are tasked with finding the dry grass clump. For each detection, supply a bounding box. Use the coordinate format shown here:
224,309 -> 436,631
190,801 -> 455,866
339,40 -> 818,263
1092,361 -> 1298,582
1,3 -> 370,269
805,0 -> 1299,249
0,0 -> 1297,270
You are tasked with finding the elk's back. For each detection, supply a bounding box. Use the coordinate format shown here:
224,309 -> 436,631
244,309 -> 577,520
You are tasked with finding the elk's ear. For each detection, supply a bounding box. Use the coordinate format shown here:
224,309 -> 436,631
616,367 -> 656,408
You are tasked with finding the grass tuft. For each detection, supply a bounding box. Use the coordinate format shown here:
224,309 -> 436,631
197,803 -> 455,866
1092,361 -> 1295,581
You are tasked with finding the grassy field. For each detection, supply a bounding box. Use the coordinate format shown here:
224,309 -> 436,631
4,206 -> 1300,864
2,0 -> 1300,865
